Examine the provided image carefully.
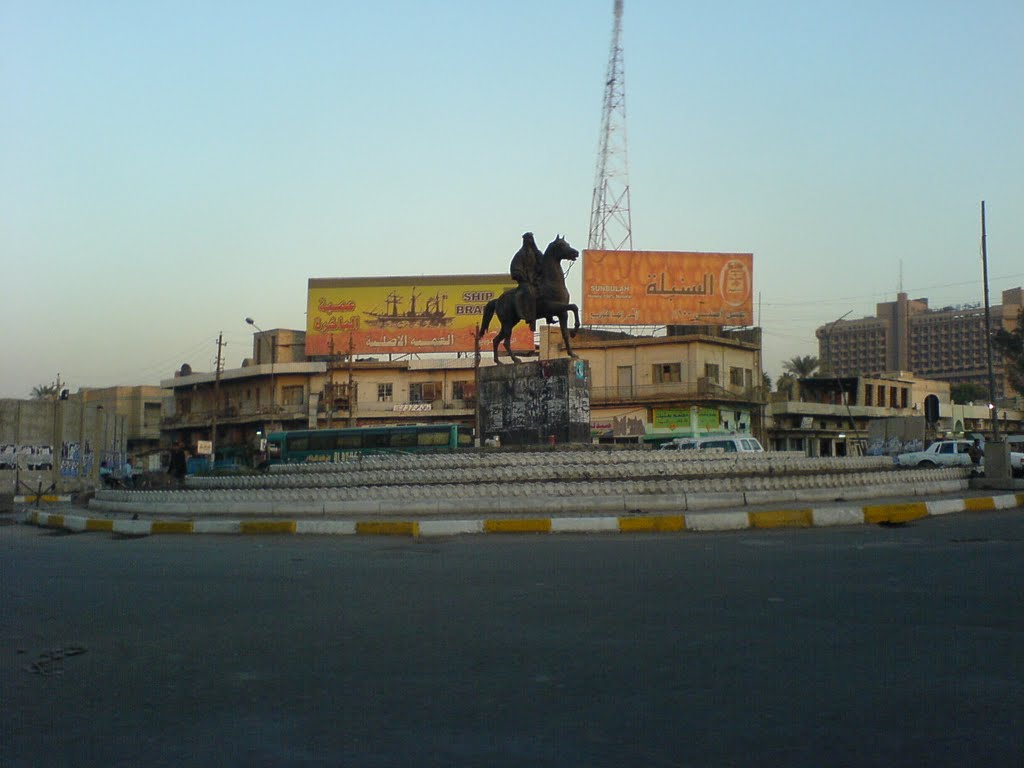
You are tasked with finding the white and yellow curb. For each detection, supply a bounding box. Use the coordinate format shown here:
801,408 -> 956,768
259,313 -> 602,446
21,492 -> 1024,538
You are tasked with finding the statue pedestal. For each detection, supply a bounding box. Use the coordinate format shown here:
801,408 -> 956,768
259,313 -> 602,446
477,359 -> 591,446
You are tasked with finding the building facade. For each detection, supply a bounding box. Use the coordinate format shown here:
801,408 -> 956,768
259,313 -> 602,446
160,325 -> 767,463
817,287 -> 1023,399
767,372 -> 1024,456
540,326 -> 766,443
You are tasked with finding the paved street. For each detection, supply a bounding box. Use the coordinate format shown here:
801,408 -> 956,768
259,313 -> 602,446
3,509 -> 1024,767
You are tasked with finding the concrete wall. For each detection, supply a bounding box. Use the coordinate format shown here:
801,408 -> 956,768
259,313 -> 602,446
0,399 -> 127,493
478,359 -> 591,445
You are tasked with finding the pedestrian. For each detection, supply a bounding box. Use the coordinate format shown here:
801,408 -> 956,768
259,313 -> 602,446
967,439 -> 982,465
121,458 -> 134,488
168,442 -> 187,485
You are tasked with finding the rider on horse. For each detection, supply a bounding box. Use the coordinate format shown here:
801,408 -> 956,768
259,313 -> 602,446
510,231 -> 543,332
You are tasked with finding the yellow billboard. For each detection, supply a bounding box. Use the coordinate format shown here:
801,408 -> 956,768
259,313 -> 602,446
306,275 -> 534,356
582,251 -> 754,326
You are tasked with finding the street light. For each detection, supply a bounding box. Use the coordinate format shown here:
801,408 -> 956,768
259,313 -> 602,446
245,317 -> 275,416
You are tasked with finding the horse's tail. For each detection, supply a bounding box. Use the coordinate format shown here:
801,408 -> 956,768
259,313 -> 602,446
478,299 -> 497,338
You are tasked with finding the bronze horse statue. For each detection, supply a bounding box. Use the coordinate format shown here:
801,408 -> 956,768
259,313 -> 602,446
478,235 -> 580,364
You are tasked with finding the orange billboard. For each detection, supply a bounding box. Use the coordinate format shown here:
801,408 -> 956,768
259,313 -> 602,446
306,275 -> 534,356
582,251 -> 754,326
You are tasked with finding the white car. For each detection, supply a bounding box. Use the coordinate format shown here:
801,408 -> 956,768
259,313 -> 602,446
894,440 -> 975,468
659,436 -> 765,453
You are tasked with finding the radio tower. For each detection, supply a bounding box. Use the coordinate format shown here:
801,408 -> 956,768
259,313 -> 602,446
588,0 -> 633,252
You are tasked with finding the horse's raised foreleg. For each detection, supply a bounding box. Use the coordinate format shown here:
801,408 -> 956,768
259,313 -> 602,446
567,303 -> 580,337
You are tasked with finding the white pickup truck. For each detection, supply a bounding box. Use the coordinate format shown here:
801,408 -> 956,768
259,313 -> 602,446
894,440 -> 976,468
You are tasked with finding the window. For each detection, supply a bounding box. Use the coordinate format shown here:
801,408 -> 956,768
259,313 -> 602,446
410,381 -> 441,403
377,383 -> 393,402
281,385 -> 304,405
901,388 -> 909,408
452,381 -> 475,401
653,363 -> 681,383
417,429 -> 452,447
704,363 -> 720,383
729,367 -> 744,387
177,398 -> 191,415
143,402 -> 161,428
864,386 -> 873,406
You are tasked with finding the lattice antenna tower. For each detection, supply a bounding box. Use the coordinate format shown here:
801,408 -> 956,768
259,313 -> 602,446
588,0 -> 633,251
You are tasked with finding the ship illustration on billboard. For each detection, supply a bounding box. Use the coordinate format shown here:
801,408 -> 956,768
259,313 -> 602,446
363,288 -> 455,328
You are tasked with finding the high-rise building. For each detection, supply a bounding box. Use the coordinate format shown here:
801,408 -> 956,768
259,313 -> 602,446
817,287 -> 1022,399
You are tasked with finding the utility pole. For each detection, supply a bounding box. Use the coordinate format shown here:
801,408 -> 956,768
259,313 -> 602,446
981,201 -> 999,441
347,333 -> 356,427
327,336 -> 335,429
51,372 -> 63,491
210,332 -> 224,469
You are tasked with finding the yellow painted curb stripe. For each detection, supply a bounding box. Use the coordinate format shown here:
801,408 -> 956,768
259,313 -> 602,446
45,515 -> 65,528
618,515 -> 685,533
85,518 -> 114,532
152,521 -> 195,534
1017,493 -> 1024,507
863,502 -> 928,524
964,497 -> 996,512
483,518 -> 552,534
240,521 -> 297,535
749,509 -> 813,529
355,521 -> 420,536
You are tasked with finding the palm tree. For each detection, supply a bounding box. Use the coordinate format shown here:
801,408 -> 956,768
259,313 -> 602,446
30,383 -> 60,400
782,355 -> 819,378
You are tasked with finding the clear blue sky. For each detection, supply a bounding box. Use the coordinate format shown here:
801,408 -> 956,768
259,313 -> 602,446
3,0 -> 1022,397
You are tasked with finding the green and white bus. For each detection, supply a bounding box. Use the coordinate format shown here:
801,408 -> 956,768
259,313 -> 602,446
265,424 -> 474,465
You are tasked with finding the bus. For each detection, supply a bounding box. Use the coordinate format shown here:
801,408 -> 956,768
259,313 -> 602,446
265,424 -> 474,465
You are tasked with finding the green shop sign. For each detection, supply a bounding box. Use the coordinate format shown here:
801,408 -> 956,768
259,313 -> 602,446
652,407 -> 719,430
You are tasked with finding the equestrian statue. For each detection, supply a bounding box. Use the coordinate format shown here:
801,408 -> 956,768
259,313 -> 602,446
478,233 -> 580,364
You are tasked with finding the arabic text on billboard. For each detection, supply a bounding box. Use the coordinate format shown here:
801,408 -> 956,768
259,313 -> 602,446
306,275 -> 533,356
582,251 -> 753,326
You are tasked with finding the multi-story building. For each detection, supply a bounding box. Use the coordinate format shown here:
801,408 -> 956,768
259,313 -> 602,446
767,372 -> 948,456
161,325 -> 768,463
767,371 -> 1024,456
817,287 -> 1022,399
74,385 -> 166,466
540,325 -> 766,442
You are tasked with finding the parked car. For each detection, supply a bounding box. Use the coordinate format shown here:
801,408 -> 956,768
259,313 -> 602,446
894,440 -> 976,468
658,438 -> 700,451
659,436 -> 764,453
698,436 -> 765,453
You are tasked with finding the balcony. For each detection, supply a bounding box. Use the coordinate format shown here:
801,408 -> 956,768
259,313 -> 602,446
590,380 -> 765,406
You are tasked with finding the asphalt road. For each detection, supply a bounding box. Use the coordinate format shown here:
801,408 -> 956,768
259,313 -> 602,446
3,509 -> 1023,767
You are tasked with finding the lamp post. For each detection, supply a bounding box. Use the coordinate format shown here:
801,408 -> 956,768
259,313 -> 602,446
246,317 -> 276,419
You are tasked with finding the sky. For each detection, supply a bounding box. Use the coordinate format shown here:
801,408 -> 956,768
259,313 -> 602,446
2,0 -> 1022,398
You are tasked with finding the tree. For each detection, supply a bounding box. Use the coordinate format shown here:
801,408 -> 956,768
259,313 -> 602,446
992,306 -> 1024,397
762,371 -> 772,391
950,382 -> 989,404
775,373 -> 798,399
782,355 -> 820,378
30,383 -> 60,400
